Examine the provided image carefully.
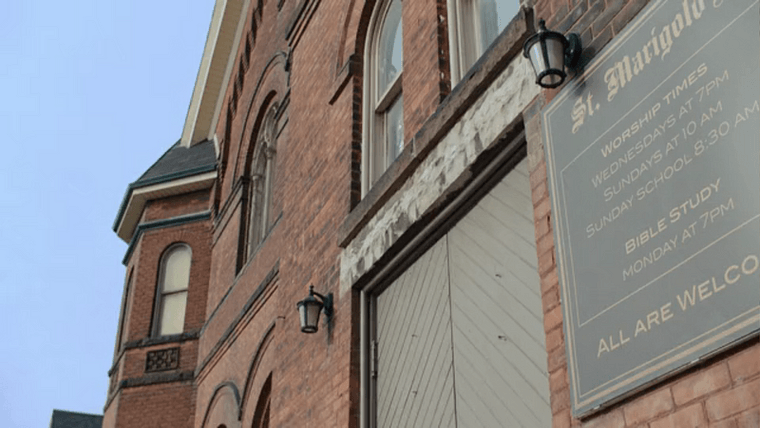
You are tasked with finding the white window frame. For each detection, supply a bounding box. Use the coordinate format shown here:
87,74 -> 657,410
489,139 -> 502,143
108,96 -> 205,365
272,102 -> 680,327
153,244 -> 191,337
362,0 -> 404,196
447,0 -> 520,84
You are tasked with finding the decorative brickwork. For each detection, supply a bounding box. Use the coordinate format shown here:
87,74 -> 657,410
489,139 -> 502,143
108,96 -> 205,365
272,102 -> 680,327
145,347 -> 180,373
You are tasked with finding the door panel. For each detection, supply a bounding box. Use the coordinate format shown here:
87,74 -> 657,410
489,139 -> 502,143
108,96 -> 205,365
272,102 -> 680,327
376,238 -> 456,428
374,158 -> 550,427
448,158 -> 551,428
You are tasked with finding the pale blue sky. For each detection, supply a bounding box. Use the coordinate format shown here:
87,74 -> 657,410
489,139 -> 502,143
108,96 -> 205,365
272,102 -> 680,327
0,1 -> 214,426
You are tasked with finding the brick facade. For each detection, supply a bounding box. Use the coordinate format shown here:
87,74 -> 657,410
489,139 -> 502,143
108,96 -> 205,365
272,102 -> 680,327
104,0 -> 759,427
105,198 -> 211,427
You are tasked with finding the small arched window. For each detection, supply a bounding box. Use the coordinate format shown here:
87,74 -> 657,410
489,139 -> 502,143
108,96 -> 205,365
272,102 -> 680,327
154,244 -> 191,336
116,269 -> 134,352
246,103 -> 278,259
448,0 -> 519,83
363,0 -> 403,194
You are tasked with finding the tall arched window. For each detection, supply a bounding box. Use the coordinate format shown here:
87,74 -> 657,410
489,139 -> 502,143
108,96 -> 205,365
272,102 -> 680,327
448,0 -> 519,83
363,0 -> 403,194
246,103 -> 278,259
153,244 -> 191,336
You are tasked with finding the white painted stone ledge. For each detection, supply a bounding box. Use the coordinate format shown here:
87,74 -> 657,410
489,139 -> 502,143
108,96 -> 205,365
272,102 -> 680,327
340,55 -> 539,295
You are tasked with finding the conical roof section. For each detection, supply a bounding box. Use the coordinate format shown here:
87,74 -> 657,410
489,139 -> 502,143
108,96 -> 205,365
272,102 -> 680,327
133,139 -> 216,186
50,410 -> 103,428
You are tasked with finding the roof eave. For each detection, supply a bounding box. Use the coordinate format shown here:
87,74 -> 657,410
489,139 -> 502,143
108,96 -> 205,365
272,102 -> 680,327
113,168 -> 217,242
180,0 -> 250,151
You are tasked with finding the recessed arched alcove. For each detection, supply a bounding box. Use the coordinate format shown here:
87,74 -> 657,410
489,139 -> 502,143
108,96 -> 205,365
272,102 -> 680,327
201,382 -> 242,428
240,322 -> 277,427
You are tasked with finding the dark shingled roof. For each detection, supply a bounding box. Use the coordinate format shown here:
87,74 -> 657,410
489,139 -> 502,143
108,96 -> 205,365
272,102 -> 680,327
134,139 -> 217,186
50,410 -> 103,428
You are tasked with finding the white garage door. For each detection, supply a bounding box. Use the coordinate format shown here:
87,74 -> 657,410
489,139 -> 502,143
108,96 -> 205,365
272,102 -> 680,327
375,158 -> 551,427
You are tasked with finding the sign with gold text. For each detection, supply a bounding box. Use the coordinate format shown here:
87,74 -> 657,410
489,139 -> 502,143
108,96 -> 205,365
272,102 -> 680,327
543,0 -> 760,416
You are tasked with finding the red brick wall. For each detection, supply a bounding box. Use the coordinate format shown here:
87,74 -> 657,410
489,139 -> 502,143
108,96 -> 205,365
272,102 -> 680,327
102,394 -> 118,428
526,3 -> 760,428
207,195 -> 242,319
194,0 -> 422,425
106,194 -> 211,426
143,190 -> 210,222
116,382 -> 196,428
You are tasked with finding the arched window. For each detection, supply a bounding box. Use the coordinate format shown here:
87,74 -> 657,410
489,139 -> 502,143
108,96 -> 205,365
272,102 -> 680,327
251,375 -> 271,428
115,269 -> 134,352
448,0 -> 519,83
246,104 -> 278,259
363,0 -> 403,194
153,244 -> 191,336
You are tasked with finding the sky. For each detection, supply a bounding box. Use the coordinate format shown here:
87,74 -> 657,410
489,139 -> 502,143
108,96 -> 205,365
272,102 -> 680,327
0,1 -> 214,426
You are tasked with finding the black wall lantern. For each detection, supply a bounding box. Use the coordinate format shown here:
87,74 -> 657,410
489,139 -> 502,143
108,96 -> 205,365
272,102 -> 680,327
523,19 -> 582,89
296,285 -> 333,334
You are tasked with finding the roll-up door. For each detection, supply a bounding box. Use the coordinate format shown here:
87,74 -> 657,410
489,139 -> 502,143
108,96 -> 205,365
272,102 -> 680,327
373,158 -> 551,427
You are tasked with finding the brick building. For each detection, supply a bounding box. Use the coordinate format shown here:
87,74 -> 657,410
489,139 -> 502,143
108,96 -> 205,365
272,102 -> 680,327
103,0 -> 759,427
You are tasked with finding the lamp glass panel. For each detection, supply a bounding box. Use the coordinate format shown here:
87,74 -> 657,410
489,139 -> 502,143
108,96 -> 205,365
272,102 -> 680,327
299,300 -> 322,331
544,37 -> 565,70
528,42 -> 547,74
306,302 -> 322,327
299,305 -> 308,330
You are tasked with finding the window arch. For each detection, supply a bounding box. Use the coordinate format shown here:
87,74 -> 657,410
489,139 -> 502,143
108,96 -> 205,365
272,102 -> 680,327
363,0 -> 404,194
448,0 -> 519,83
201,382 -> 242,428
153,244 -> 191,336
245,103 -> 278,259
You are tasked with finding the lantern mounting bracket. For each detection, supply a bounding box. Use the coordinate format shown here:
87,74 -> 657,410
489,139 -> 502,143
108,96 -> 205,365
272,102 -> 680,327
565,33 -> 582,70
311,287 -> 333,318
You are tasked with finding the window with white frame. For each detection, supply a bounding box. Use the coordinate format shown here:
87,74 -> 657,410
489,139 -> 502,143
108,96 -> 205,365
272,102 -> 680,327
246,103 -> 278,258
363,0 -> 404,194
154,244 -> 191,336
448,0 -> 519,83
